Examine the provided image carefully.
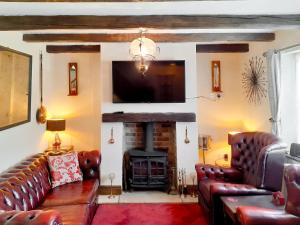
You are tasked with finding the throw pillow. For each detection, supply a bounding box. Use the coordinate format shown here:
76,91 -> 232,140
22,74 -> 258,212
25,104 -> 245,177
48,152 -> 83,188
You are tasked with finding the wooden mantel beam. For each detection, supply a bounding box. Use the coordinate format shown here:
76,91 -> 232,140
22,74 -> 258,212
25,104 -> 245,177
0,15 -> 299,30
23,33 -> 275,43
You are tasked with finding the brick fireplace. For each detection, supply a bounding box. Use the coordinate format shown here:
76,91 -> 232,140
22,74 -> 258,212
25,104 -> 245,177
123,122 -> 177,191
101,113 -> 198,190
124,122 -> 177,168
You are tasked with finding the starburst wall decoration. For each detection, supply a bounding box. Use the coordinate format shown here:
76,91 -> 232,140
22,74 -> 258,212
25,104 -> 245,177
242,56 -> 267,104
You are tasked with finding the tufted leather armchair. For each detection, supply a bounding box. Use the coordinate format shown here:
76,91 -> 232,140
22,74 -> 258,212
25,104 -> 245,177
237,164 -> 300,225
0,149 -> 100,225
195,132 -> 287,225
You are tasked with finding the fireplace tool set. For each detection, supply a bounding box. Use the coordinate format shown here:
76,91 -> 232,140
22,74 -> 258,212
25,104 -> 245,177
178,168 -> 197,198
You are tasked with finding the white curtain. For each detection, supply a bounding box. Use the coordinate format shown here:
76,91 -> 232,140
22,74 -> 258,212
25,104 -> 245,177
265,50 -> 282,136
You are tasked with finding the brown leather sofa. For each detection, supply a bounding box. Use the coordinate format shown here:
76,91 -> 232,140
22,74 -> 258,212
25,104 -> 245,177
237,164 -> 300,225
0,150 -> 100,225
195,132 -> 287,225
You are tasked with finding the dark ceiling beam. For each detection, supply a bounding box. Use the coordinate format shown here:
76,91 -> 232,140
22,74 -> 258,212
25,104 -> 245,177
0,15 -> 299,30
196,43 -> 249,53
0,0 -> 232,1
46,45 -> 100,53
23,33 -> 275,42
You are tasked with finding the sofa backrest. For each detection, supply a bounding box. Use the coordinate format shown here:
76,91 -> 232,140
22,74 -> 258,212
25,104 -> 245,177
0,150 -> 100,211
230,132 -> 287,190
0,154 -> 51,211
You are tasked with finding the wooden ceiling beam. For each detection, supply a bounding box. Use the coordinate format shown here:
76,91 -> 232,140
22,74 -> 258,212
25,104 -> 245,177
196,43 -> 249,53
0,0 -> 230,1
46,45 -> 100,53
23,33 -> 275,42
0,15 -> 299,30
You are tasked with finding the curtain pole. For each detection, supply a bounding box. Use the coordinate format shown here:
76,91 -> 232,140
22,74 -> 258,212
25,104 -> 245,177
263,43 -> 300,57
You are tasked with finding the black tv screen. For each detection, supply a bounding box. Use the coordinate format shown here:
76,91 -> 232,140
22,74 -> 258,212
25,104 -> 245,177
112,60 -> 185,103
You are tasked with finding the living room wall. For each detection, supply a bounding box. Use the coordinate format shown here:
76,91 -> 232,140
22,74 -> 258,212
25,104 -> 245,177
100,43 -> 199,185
0,32 -> 47,172
197,29 -> 300,164
44,52 -> 101,150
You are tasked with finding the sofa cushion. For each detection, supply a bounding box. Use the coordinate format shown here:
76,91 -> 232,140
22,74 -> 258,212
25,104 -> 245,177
199,180 -> 224,205
39,204 -> 90,225
40,179 -> 99,208
48,152 -> 83,188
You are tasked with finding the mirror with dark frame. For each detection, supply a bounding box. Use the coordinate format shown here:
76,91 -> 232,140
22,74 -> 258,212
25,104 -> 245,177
68,62 -> 78,96
0,46 -> 32,131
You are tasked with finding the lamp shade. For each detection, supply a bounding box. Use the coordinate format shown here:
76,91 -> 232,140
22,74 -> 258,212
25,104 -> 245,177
46,119 -> 66,132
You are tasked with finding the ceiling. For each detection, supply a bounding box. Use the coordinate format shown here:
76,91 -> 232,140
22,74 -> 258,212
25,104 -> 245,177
0,0 -> 299,40
0,0 -> 299,16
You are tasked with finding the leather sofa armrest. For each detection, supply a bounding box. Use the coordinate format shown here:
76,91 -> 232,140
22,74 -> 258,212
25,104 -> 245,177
195,163 -> 243,183
209,183 -> 271,225
237,206 -> 300,225
210,183 -> 271,196
78,150 -> 101,180
0,210 -> 62,225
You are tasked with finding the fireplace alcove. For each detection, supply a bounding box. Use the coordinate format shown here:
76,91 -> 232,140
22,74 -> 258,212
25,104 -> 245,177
102,112 -> 196,191
123,122 -> 169,191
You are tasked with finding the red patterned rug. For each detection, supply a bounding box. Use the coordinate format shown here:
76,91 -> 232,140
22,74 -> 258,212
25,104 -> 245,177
92,203 -> 208,225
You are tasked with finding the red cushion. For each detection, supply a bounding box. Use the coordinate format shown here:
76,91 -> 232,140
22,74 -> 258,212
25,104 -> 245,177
40,179 -> 99,208
38,204 -> 90,225
48,152 -> 83,188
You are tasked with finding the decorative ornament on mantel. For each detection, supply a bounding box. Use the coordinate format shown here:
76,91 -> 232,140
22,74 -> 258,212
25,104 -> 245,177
242,56 -> 267,104
129,28 -> 159,75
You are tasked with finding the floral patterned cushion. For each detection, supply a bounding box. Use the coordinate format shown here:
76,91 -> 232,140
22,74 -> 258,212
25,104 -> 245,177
48,152 -> 83,188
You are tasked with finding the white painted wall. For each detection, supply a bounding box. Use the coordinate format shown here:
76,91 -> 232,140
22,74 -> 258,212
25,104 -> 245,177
197,53 -> 248,164
100,43 -> 199,185
0,32 -> 46,172
101,43 -> 197,113
197,29 -> 300,164
44,52 -> 101,150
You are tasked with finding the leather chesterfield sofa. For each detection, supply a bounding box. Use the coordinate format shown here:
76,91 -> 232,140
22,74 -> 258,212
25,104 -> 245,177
237,164 -> 300,225
0,149 -> 100,225
195,132 -> 287,225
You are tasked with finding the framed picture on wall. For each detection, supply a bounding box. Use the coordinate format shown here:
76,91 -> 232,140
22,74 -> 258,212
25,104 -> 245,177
211,61 -> 221,92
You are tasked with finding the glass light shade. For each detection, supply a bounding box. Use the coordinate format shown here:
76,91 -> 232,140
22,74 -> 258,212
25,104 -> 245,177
134,58 -> 151,74
130,37 -> 157,60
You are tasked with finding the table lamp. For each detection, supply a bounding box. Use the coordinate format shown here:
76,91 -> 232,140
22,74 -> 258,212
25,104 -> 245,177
46,119 -> 66,148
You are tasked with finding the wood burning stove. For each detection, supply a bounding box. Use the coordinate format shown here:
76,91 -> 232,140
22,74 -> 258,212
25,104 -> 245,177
123,122 -> 169,190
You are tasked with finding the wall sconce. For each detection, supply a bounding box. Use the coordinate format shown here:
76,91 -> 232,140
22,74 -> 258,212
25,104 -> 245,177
46,119 -> 66,149
184,126 -> 190,144
108,127 -> 115,144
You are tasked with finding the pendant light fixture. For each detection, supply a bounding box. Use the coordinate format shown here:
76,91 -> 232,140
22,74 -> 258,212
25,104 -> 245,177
129,28 -> 159,75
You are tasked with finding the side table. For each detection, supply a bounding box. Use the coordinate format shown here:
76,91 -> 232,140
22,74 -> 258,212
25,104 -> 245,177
221,195 -> 284,225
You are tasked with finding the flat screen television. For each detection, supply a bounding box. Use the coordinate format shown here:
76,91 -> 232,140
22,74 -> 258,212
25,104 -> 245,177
112,60 -> 185,103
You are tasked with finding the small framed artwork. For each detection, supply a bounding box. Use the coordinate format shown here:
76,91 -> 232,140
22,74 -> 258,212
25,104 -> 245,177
68,63 -> 78,96
211,61 -> 221,92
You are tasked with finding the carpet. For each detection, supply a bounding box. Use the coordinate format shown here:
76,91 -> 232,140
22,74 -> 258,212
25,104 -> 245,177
92,203 -> 209,225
